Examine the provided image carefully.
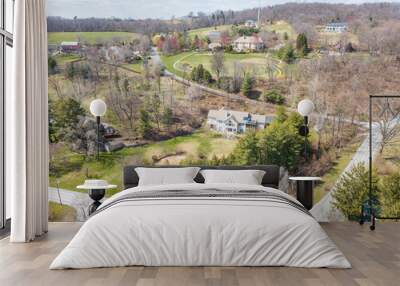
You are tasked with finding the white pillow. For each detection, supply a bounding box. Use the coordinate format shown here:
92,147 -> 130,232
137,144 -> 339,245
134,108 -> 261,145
135,167 -> 200,186
200,169 -> 266,185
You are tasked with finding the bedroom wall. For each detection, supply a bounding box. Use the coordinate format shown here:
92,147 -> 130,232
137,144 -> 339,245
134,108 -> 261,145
46,1 -> 400,222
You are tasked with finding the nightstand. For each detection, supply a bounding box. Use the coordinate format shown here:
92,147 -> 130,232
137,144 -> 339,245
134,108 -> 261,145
289,177 -> 322,210
77,180 -> 117,215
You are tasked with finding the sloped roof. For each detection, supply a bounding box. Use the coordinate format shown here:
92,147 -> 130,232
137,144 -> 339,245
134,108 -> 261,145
208,108 -> 274,125
326,22 -> 347,27
61,41 -> 80,46
234,36 -> 263,44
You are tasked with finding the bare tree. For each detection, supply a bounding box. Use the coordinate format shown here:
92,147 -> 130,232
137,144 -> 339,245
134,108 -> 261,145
375,98 -> 400,153
211,50 -> 225,87
106,77 -> 142,137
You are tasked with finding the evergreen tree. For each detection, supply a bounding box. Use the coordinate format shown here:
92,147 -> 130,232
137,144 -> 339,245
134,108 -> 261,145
241,73 -> 253,97
51,98 -> 86,142
138,109 -> 153,139
332,163 -> 380,219
231,131 -> 259,165
296,33 -> 309,57
283,32 -> 289,41
48,56 -> 57,75
380,173 -> 400,217
257,120 -> 303,170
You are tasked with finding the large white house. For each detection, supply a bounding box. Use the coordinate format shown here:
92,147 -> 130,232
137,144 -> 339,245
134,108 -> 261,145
325,22 -> 348,33
233,36 -> 264,52
207,108 -> 274,134
245,20 -> 258,28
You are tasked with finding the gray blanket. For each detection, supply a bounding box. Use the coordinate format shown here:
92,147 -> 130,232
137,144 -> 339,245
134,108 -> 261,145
92,189 -> 312,217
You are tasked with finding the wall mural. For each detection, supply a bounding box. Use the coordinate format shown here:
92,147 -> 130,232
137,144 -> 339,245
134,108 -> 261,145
47,1 -> 400,222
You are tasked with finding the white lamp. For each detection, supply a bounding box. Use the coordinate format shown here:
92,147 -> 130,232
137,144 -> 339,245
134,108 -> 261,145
297,99 -> 315,117
297,99 -> 314,161
89,99 -> 107,160
90,99 -> 107,117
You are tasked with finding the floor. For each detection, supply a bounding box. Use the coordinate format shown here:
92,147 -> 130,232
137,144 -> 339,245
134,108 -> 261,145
0,222 -> 399,286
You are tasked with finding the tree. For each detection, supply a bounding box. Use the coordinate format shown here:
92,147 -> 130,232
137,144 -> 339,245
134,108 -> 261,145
232,62 -> 244,93
380,173 -> 400,217
231,131 -> 259,165
48,56 -> 57,75
332,163 -> 379,219
161,107 -> 174,128
138,109 -> 153,139
375,98 -> 400,153
277,44 -> 296,63
51,98 -> 86,142
263,89 -> 285,104
296,33 -> 309,57
107,76 -> 142,135
283,32 -> 289,41
257,120 -> 303,170
190,64 -> 212,84
241,73 -> 253,97
211,50 -> 225,87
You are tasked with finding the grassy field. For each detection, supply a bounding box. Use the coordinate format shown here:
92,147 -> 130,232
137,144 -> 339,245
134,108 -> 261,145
48,32 -> 140,45
53,54 -> 82,67
162,51 -> 284,79
49,130 -> 237,196
313,141 -> 362,203
48,202 -> 77,222
261,21 -> 297,40
188,25 -> 232,38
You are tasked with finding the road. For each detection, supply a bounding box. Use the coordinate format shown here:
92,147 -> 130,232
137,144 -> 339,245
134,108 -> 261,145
48,187 -> 92,221
310,123 -> 382,221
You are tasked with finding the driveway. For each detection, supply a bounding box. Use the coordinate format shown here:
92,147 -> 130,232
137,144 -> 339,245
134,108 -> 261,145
48,187 -> 92,221
310,123 -> 382,221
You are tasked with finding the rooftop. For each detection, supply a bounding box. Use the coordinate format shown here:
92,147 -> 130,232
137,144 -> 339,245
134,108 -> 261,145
208,108 -> 274,125
234,36 -> 263,44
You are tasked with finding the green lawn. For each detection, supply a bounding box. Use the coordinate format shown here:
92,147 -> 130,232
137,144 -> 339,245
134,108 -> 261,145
121,61 -> 143,73
188,25 -> 232,38
48,32 -> 140,45
48,202 -> 77,222
53,54 -> 82,67
261,21 -> 297,40
313,141 -> 362,203
162,51 -> 284,79
49,130 -> 237,196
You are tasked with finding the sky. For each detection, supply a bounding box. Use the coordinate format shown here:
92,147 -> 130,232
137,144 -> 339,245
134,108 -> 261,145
47,0 -> 397,19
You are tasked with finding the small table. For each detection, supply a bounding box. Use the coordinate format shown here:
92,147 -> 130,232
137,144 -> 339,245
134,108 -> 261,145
289,177 -> 322,210
77,180 -> 117,215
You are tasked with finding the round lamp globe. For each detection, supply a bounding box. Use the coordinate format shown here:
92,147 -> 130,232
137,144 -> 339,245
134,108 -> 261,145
297,99 -> 315,117
90,99 -> 107,117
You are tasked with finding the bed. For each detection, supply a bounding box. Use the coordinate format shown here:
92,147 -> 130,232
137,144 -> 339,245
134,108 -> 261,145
50,165 -> 351,269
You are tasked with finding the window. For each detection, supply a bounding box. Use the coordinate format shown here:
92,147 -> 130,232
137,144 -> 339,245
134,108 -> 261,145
0,0 -> 14,231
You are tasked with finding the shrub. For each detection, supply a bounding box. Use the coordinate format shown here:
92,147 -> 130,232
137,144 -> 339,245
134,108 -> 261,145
380,173 -> 400,217
263,89 -> 285,104
277,44 -> 296,63
190,64 -> 212,84
332,163 -> 380,219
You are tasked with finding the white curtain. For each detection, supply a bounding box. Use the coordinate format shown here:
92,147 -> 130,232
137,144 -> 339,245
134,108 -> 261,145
8,0 -> 49,242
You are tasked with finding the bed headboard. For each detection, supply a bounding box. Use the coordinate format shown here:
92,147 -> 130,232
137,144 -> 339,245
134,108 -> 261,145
123,165 -> 281,190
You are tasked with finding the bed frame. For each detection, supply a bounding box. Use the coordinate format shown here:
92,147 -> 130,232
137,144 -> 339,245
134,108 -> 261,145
123,165 -> 281,190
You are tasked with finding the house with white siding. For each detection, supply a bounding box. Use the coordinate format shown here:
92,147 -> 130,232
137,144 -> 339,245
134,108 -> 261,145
232,36 -> 264,52
207,108 -> 274,135
325,22 -> 348,33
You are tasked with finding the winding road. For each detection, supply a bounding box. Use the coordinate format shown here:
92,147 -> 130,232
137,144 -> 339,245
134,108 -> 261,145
48,187 -> 92,221
310,122 -> 382,221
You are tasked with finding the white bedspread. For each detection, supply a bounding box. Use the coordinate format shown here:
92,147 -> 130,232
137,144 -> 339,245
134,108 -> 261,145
50,183 -> 351,269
